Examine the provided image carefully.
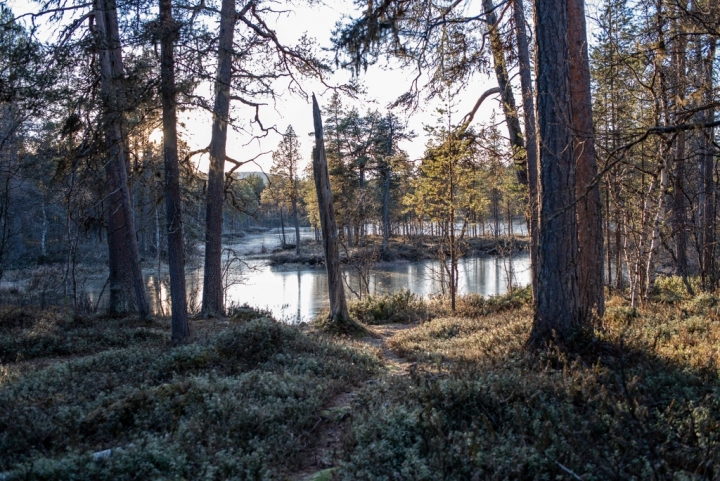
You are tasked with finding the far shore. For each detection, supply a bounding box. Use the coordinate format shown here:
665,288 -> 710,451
264,234 -> 530,267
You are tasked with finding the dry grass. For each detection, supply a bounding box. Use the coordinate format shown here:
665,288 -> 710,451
339,283 -> 720,480
4,277 -> 720,480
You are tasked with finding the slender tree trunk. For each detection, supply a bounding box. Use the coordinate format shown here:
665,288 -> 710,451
512,0 -> 540,299
530,0 -> 581,344
702,40 -> 717,289
671,15 -> 688,283
450,172 -> 457,311
382,164 -> 391,252
94,0 -> 149,319
483,0 -> 528,187
312,95 -> 349,322
41,200 -> 48,258
605,181 -> 612,286
292,198 -> 300,255
569,0 -> 604,319
160,0 -> 189,343
645,161 -> 669,300
280,207 -> 286,245
202,0 -> 236,316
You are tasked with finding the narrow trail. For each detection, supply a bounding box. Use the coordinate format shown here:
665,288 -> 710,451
288,323 -> 416,481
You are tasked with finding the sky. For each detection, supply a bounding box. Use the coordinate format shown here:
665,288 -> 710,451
180,0 -> 501,174
7,0 -> 507,174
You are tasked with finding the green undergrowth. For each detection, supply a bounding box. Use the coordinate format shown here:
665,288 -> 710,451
339,289 -> 720,480
0,307 -> 165,363
349,289 -> 431,325
347,286 -> 532,326
0,310 -> 379,480
313,313 -> 369,337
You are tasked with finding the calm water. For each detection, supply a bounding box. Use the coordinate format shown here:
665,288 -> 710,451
8,226 -> 529,322
168,226 -> 530,322
211,255 -> 531,323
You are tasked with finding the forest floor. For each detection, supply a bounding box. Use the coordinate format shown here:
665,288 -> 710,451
1,277 -> 720,480
268,234 -> 529,266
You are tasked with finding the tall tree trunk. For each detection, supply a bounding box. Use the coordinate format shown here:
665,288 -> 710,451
671,14 -> 688,283
569,0 -> 604,319
160,0 -> 189,343
202,0 -> 236,316
701,39 -> 717,290
512,0 -> 539,298
382,164 -> 391,252
312,95 -> 349,322
94,0 -> 149,319
530,0 -> 581,344
482,0 -> 528,187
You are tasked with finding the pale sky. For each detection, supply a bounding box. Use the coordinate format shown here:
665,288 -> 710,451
183,0 -> 501,175
8,0 -> 507,174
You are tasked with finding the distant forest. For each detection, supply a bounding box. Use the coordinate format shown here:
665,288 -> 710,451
0,0 -> 717,342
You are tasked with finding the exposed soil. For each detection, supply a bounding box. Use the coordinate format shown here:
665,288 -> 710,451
287,323 -> 416,481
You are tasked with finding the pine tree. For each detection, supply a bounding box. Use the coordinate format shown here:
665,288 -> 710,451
270,126 -> 303,255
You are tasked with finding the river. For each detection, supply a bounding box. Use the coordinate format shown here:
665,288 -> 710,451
155,227 -> 531,323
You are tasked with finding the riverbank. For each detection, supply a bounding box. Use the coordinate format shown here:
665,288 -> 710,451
268,235 -> 529,266
1,279 -> 717,479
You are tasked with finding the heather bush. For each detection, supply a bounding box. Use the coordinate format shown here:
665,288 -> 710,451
0,315 -> 379,479
340,293 -> 720,480
348,289 -> 430,325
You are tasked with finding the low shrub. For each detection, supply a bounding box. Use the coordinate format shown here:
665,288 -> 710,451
340,293 -> 720,480
429,285 -> 532,319
349,289 -> 430,325
0,308 -> 166,363
653,275 -> 702,303
0,314 -> 379,479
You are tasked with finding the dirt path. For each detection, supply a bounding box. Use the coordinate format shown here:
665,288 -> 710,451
287,323 -> 416,481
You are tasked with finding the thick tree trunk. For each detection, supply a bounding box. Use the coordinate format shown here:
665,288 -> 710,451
512,0 -> 539,298
312,95 -> 349,322
160,0 -> 189,343
530,0 -> 581,344
482,0 -> 528,187
94,0 -> 149,319
569,0 -> 604,319
202,0 -> 235,316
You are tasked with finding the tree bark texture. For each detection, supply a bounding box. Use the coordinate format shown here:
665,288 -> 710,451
512,0 -> 539,299
94,0 -> 149,319
531,0 -> 581,343
482,0 -> 528,187
671,14 -> 688,281
382,165 -> 391,252
569,0 -> 604,319
312,94 -> 349,322
160,0 -> 189,343
202,0 -> 235,316
701,39 -> 716,289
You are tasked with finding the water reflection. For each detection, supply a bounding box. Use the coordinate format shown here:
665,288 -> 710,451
216,254 -> 530,323
75,225 -> 530,322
